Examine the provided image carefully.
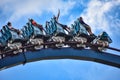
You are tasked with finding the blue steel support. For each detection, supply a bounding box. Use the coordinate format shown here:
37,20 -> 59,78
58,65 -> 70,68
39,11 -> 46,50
0,48 -> 120,70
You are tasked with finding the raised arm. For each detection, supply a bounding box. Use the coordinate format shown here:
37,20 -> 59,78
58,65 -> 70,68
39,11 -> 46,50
56,9 -> 60,21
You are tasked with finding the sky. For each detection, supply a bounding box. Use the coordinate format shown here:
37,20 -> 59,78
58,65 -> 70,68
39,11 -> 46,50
0,0 -> 120,80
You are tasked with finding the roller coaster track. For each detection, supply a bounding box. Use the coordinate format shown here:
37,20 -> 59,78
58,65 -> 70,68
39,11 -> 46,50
0,46 -> 120,70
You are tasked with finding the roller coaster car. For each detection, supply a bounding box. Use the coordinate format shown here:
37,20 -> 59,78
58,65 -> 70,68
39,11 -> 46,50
70,19 -> 90,48
25,21 -> 48,50
2,25 -> 26,56
45,18 -> 72,48
92,31 -> 112,51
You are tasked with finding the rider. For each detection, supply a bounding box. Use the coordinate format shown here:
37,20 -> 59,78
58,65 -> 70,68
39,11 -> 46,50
7,22 -> 20,34
53,9 -> 71,33
78,17 -> 96,37
29,19 -> 44,31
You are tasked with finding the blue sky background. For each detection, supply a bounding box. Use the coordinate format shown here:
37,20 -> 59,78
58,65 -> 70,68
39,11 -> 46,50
0,0 -> 120,80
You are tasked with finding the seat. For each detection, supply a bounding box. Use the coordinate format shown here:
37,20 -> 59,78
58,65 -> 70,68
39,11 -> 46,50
46,18 -> 67,37
4,25 -> 24,43
72,19 -> 88,37
98,31 -> 112,43
0,33 -> 7,49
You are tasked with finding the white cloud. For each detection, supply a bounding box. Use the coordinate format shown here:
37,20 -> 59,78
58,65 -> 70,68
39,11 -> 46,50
0,0 -> 75,22
80,0 -> 120,35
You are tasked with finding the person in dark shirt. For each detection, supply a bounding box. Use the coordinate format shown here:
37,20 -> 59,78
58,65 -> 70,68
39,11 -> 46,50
7,22 -> 20,34
79,17 -> 95,37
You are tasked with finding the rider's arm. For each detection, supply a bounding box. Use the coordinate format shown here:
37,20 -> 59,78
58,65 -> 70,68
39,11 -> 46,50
56,9 -> 60,21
